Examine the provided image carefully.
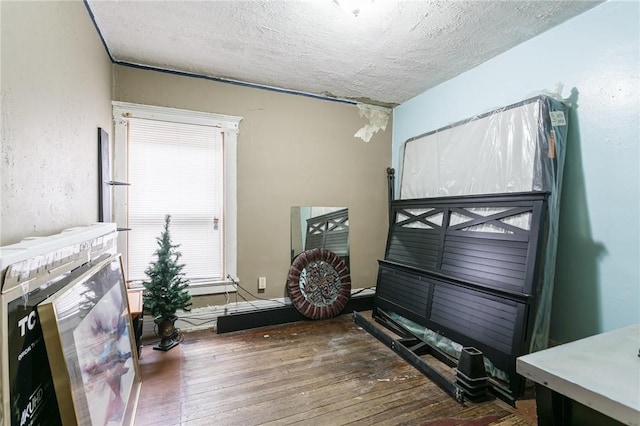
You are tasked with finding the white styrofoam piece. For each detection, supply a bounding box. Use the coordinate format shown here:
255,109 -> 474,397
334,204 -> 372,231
0,223 -> 116,277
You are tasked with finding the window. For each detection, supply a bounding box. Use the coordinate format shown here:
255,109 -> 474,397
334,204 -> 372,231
112,102 -> 242,295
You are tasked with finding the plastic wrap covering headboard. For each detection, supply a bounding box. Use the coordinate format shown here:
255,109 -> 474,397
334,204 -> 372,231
304,208 -> 349,258
374,191 -> 548,400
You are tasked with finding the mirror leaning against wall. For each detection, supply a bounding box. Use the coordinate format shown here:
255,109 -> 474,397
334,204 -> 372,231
288,206 -> 352,320
290,206 -> 349,268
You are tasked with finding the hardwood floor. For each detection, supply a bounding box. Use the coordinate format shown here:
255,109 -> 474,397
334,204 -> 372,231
134,313 -> 536,425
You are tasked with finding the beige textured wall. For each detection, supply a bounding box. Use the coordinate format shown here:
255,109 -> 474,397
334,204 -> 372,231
113,66 -> 391,303
1,1 -> 113,245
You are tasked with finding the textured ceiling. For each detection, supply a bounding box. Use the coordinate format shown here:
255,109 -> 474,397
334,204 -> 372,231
86,0 -> 601,107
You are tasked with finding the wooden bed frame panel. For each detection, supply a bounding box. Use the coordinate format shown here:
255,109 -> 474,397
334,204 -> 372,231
373,191 -> 549,400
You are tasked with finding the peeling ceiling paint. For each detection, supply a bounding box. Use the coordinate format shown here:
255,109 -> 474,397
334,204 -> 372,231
86,0 -> 601,106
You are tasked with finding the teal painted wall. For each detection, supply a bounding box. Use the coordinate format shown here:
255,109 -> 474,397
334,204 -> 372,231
392,1 -> 639,343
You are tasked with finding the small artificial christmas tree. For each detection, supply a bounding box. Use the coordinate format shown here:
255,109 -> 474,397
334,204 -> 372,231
143,214 -> 192,351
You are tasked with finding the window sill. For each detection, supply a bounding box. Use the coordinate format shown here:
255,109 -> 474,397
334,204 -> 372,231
188,280 -> 237,296
128,280 -> 237,297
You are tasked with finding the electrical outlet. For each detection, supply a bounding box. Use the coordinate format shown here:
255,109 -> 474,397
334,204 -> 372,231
258,276 -> 267,290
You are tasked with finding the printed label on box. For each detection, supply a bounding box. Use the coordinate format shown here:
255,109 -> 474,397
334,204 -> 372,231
549,111 -> 567,127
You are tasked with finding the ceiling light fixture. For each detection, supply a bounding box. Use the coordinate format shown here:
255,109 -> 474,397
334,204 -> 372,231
334,0 -> 373,17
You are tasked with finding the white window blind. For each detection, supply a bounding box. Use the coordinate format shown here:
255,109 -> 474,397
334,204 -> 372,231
127,118 -> 224,284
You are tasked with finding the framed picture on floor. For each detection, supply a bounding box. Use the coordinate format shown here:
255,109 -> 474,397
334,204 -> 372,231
38,254 -> 141,426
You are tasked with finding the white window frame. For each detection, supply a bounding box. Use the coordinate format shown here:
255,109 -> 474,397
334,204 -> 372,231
112,101 -> 242,295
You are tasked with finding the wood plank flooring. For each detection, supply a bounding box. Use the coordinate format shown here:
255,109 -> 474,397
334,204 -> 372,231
134,313 -> 536,426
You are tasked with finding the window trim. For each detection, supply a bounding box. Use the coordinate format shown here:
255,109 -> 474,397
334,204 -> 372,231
112,101 -> 242,295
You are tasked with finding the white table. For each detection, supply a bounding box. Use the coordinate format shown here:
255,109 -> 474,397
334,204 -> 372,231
517,324 -> 640,426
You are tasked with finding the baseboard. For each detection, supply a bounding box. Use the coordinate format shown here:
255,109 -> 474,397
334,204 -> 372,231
141,289 -> 376,338
216,293 -> 374,333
